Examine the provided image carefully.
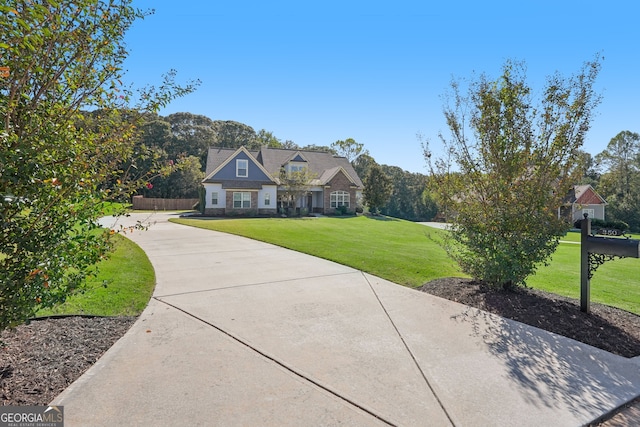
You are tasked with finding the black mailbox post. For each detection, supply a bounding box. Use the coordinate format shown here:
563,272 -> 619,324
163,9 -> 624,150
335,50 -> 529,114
580,215 -> 640,313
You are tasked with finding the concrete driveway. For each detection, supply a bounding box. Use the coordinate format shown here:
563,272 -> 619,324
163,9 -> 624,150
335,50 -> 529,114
53,212 -> 640,426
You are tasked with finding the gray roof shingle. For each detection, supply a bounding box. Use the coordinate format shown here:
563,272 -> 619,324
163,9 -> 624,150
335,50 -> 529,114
204,146 -> 364,188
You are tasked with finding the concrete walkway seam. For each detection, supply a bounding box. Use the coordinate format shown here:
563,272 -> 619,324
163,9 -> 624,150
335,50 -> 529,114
153,271 -> 361,299
153,296 -> 399,426
362,272 -> 458,427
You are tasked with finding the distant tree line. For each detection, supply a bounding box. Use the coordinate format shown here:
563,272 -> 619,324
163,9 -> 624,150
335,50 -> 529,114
575,130 -> 640,231
353,154 -> 438,221
123,111 -> 640,230
130,112 -> 349,200
129,112 -> 438,222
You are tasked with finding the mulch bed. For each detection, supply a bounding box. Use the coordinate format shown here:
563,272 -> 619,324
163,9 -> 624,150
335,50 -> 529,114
420,277 -> 640,358
0,316 -> 136,406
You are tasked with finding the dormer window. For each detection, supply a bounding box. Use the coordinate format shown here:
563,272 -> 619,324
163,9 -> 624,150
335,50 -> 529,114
236,159 -> 248,177
287,162 -> 306,173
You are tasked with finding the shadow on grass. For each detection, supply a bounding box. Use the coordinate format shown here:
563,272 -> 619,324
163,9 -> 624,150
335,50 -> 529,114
361,214 -> 401,222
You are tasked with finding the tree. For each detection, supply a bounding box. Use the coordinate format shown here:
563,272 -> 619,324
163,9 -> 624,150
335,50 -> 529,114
281,139 -> 299,149
425,58 -> 601,289
352,153 -> 378,181
363,164 -> 393,214
420,186 -> 439,221
573,149 -> 600,186
140,116 -> 173,151
300,144 -> 337,154
255,129 -> 282,148
212,120 -> 258,148
596,131 -> 640,199
354,153 -> 437,221
331,138 -> 368,162
0,0 -> 196,331
142,155 -> 203,199
278,167 -> 316,215
165,112 -> 216,166
596,131 -> 640,231
379,166 -> 435,221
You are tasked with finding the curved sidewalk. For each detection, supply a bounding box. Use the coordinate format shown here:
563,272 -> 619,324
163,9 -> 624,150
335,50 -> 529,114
53,213 -> 640,426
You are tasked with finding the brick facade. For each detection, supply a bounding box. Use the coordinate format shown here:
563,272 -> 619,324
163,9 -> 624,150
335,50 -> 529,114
204,207 -> 226,216
223,190 -> 257,216
322,170 -> 357,214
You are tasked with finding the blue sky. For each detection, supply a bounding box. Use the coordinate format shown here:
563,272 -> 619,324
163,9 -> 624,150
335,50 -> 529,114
123,1 -> 639,173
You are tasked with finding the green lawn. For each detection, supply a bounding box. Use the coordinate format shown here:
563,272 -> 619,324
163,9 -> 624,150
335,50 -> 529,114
527,239 -> 640,314
37,234 -> 155,317
171,216 -> 640,315
172,216 -> 462,287
559,230 -> 581,243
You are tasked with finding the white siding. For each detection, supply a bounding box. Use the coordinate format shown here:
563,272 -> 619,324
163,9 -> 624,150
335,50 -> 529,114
308,186 -> 324,208
258,185 -> 277,209
204,183 -> 225,208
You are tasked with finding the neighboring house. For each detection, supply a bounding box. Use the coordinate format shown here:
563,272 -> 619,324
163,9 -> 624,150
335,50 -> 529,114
558,184 -> 607,222
202,146 -> 364,216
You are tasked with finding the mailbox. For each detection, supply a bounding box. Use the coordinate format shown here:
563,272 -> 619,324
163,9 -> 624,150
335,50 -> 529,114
586,236 -> 640,258
580,215 -> 640,313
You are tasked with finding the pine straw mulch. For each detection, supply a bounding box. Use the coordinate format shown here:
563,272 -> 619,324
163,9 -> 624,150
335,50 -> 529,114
0,316 -> 136,407
420,277 -> 640,358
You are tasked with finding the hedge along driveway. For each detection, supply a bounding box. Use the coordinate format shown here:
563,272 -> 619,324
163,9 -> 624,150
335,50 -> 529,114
171,216 -> 463,288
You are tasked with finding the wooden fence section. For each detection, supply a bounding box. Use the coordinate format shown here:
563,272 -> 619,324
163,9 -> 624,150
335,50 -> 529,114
131,196 -> 199,211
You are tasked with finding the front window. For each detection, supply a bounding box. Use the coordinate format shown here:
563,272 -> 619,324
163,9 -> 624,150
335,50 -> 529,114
264,193 -> 270,206
236,159 -> 248,177
330,191 -> 350,208
211,192 -> 218,206
233,192 -> 251,208
582,208 -> 595,219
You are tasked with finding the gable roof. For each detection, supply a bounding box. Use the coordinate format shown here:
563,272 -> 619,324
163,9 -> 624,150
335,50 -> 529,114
566,184 -> 607,205
283,151 -> 309,164
204,146 -> 364,188
316,166 -> 359,186
203,146 -> 276,184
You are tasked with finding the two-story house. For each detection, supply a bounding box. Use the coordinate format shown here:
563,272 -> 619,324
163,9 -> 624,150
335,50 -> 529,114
202,146 -> 364,216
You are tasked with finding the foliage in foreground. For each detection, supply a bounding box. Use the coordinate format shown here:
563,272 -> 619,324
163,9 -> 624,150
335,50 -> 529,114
0,0 -> 195,331
425,58 -> 601,289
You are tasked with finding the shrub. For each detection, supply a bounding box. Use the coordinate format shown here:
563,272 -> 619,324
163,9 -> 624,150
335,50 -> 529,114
575,218 -> 630,233
425,58 -> 601,289
0,1 -> 196,331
